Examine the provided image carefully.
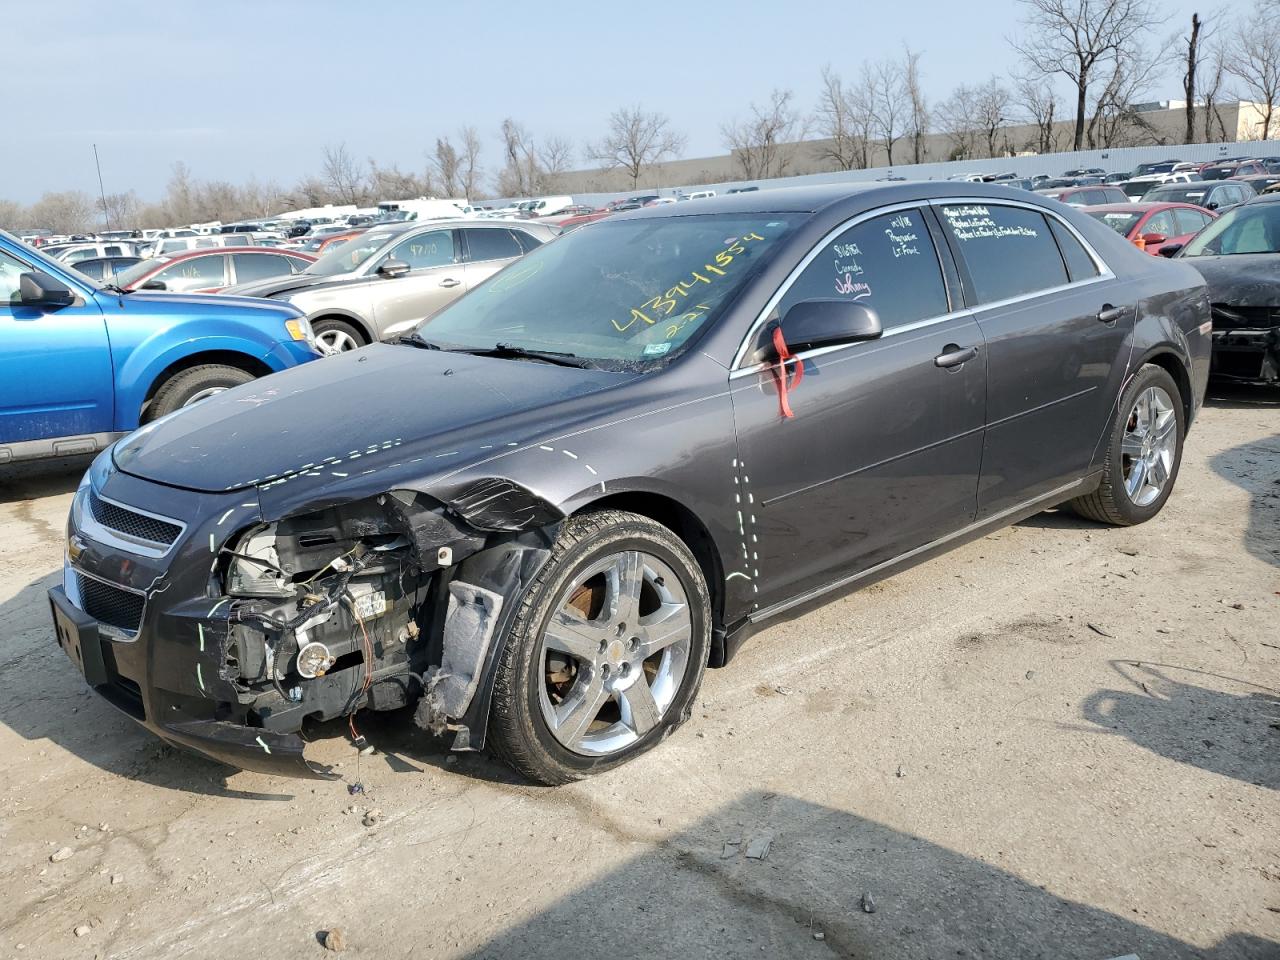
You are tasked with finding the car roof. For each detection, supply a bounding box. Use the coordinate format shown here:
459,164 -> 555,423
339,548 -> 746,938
1245,190 -> 1280,204
1085,202 -> 1197,214
149,247 -> 315,263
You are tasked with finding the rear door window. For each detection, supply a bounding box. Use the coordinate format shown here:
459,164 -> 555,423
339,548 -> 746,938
1048,219 -> 1099,282
940,204 -> 1069,304
232,253 -> 291,284
776,208 -> 950,331
463,228 -> 524,262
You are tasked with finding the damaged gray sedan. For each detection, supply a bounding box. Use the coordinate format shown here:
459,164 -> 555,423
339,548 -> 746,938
50,183 -> 1211,784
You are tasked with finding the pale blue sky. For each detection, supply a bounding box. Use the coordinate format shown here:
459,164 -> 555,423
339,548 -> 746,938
7,0 -> 1209,203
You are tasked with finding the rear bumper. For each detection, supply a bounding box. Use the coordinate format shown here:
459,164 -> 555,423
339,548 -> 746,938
50,583 -> 333,779
1211,328 -> 1280,383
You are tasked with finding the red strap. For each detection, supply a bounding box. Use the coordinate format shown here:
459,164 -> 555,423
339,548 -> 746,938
769,325 -> 804,418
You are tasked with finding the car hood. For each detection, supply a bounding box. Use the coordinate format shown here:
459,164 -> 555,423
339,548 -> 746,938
109,289 -> 302,319
221,271 -> 362,299
1182,254 -> 1280,306
112,343 -> 628,496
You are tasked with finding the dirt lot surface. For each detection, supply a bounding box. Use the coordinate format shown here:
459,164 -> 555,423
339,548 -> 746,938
0,387 -> 1276,960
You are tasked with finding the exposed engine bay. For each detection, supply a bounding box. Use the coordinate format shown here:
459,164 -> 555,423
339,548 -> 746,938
214,488 -> 552,749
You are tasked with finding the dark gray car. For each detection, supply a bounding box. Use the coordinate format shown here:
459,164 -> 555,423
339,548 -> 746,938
50,183 -> 1211,785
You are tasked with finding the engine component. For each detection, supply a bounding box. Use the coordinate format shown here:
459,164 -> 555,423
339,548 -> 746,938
296,641 -> 333,678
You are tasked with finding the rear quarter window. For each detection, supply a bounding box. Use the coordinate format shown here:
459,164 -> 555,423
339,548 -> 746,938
940,204 -> 1069,304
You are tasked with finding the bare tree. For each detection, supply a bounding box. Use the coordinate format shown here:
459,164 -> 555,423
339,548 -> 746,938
973,78 -> 1013,157
321,142 -> 365,205
586,106 -> 686,189
1013,0 -> 1168,150
1181,12 -> 1205,144
96,191 -> 140,229
459,126 -> 484,199
0,198 -> 25,230
1014,75 -> 1061,153
936,84 -> 980,160
1087,47 -> 1160,147
536,136 -> 575,192
1201,42 -> 1231,141
721,89 -> 803,179
811,66 -> 868,170
432,137 -> 462,196
28,191 -> 96,234
367,162 -> 431,201
902,47 -> 930,164
1224,1 -> 1280,139
496,118 -> 538,196
864,60 -> 909,165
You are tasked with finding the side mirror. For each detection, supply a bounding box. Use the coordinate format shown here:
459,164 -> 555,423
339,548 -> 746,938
1141,233 -> 1167,246
1158,242 -> 1184,258
377,259 -> 410,279
756,300 -> 883,361
140,279 -> 167,291
1206,201 -> 1219,210
18,271 -> 75,307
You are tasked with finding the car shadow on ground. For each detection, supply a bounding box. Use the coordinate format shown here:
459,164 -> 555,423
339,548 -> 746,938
452,790 -> 1277,960
1208,433 -> 1280,569
1080,661 -> 1280,792
0,454 -> 93,501
1203,381 -> 1280,410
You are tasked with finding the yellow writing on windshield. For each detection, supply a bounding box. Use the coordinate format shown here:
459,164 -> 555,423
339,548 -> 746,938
609,232 -> 766,333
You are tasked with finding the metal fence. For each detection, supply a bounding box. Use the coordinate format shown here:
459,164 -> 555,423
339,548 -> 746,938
558,138 -> 1280,209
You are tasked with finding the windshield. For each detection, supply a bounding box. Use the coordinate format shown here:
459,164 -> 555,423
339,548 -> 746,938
1088,210 -> 1142,236
1182,203 -> 1280,256
115,258 -> 165,286
305,229 -> 400,275
1199,166 -> 1235,180
416,214 -> 800,365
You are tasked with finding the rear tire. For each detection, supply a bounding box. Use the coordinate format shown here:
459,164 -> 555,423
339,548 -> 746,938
146,364 -> 255,421
1068,363 -> 1184,526
487,510 -> 711,785
313,318 -> 366,355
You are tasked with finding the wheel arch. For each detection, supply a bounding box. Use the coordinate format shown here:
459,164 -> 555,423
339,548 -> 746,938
141,350 -> 272,418
570,490 -> 728,667
307,310 -> 373,345
1136,347 -> 1194,426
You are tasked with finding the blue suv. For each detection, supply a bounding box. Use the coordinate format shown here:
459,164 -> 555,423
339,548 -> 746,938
0,230 -> 320,464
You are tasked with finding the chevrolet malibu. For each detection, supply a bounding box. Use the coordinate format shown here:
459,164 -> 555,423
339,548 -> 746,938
51,183 -> 1211,784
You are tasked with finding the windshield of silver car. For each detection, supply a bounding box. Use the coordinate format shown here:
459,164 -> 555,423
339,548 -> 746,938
416,214 -> 800,363
1182,203 -> 1280,256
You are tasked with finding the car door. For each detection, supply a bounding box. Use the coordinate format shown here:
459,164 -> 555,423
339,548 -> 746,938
0,246 -> 114,446
936,201 -> 1132,518
460,228 -> 528,290
730,206 -> 986,609
368,228 -> 462,335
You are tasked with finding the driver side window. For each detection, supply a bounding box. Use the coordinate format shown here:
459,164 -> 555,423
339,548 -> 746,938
0,250 -> 29,304
386,230 -> 455,270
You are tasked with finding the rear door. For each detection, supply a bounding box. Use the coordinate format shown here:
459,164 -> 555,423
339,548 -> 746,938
936,201 -> 1131,518
0,246 -> 114,445
731,206 -> 986,608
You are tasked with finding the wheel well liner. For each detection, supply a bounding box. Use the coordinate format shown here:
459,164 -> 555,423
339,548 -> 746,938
143,350 -> 272,405
573,491 -> 728,665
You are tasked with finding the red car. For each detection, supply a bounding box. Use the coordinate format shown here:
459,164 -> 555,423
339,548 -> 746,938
1084,202 -> 1217,255
1035,184 -> 1129,206
554,208 -> 615,232
115,248 -> 316,294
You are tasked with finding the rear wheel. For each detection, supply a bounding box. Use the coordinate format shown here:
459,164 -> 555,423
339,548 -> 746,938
312,318 -> 366,356
1068,363 -> 1184,525
147,364 -> 255,421
487,510 -> 710,785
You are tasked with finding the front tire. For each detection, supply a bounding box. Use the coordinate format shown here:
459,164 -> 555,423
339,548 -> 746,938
1068,363 -> 1184,526
312,318 -> 366,355
146,364 -> 255,421
488,510 -> 711,785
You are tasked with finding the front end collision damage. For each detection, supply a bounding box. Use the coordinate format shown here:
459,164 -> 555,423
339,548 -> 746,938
206,479 -> 562,769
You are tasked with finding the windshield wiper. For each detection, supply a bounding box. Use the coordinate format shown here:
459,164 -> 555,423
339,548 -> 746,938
465,342 -> 596,368
396,331 -> 444,350
100,283 -> 128,295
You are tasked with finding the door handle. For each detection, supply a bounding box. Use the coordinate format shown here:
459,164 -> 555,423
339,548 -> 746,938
934,344 -> 979,368
440,278 -> 461,288
1097,303 -> 1127,323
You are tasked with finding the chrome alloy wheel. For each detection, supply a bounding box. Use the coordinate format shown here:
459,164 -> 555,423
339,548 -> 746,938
316,329 -> 359,355
537,550 -> 693,757
1121,385 -> 1177,507
182,386 -> 229,407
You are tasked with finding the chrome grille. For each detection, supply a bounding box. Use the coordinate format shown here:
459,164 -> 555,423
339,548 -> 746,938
88,491 -> 182,546
75,573 -> 145,633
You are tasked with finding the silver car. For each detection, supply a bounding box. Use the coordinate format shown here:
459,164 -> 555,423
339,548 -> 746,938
223,219 -> 558,354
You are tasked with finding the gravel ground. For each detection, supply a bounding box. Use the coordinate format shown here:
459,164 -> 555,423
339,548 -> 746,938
0,386 -> 1276,960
